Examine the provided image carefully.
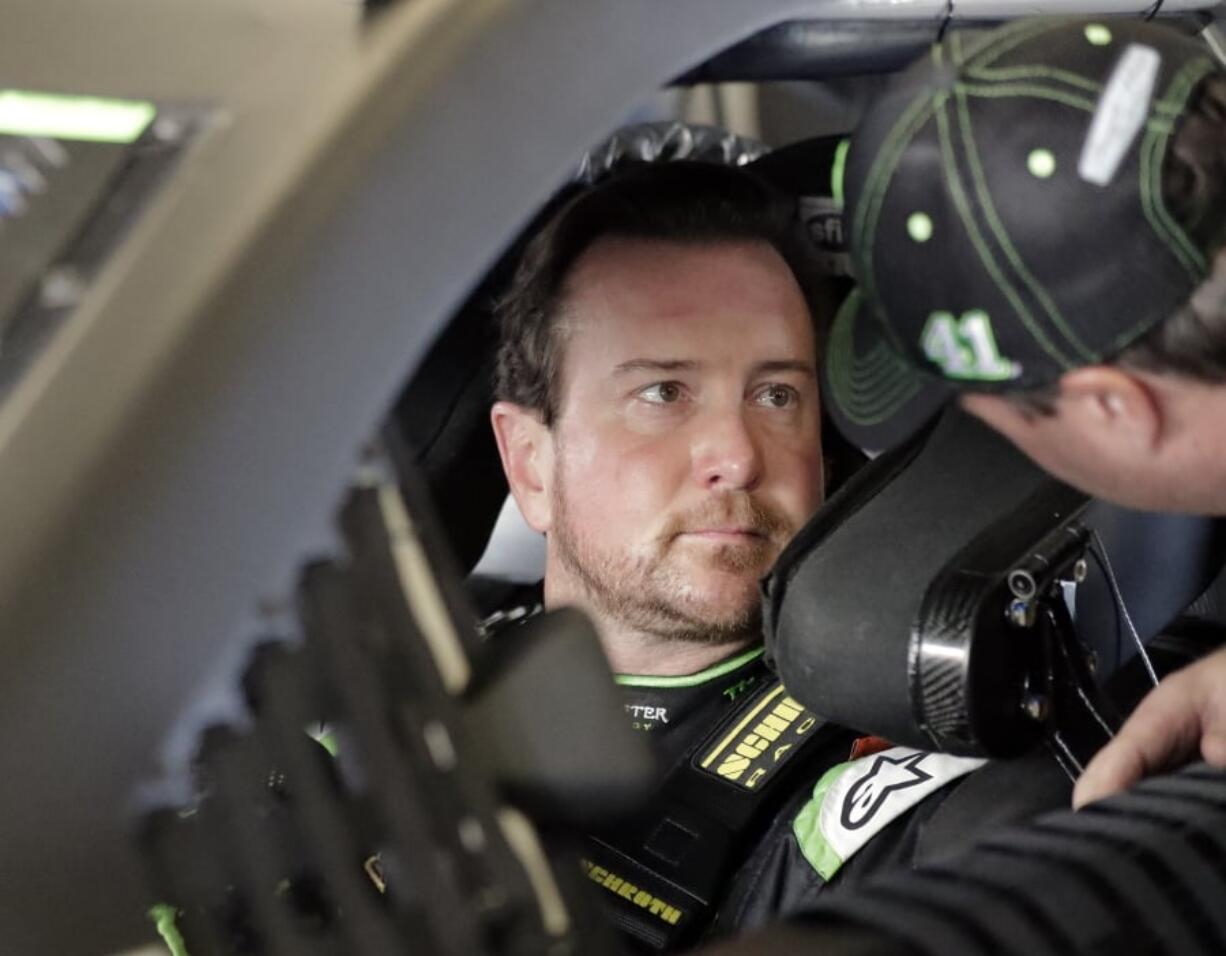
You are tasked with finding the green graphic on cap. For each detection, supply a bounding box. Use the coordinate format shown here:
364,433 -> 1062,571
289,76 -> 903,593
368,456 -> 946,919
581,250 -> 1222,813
0,90 -> 154,143
826,289 -> 923,426
907,212 -> 934,242
1138,57 -> 1215,287
1027,149 -> 1056,179
1084,24 -> 1113,46
921,310 -> 1021,382
831,137 -> 851,206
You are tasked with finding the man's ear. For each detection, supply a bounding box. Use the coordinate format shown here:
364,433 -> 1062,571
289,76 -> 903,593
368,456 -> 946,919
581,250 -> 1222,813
1048,366 -> 1163,451
962,365 -> 1163,452
490,401 -> 554,533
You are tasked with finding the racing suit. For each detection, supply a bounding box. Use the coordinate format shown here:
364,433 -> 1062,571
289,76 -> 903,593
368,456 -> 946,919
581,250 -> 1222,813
485,592 -> 1073,950
151,594 -> 1072,956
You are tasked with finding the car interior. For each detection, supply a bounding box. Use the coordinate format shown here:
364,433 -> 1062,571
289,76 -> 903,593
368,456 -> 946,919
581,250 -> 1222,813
3,2 -> 1226,954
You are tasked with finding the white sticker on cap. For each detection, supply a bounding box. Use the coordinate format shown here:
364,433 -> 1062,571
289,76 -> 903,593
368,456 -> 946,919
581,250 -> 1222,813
1078,44 -> 1161,187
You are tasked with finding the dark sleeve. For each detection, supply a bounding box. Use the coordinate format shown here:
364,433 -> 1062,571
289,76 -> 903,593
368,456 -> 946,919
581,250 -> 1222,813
709,748 -> 1072,938
912,746 -> 1072,865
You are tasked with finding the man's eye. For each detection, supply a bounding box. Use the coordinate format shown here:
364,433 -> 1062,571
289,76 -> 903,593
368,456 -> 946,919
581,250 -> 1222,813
640,382 -> 684,404
754,384 -> 799,409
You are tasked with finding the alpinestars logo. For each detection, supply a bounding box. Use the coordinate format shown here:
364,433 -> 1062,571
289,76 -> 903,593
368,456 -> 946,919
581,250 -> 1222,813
840,751 -> 932,830
794,746 -> 983,881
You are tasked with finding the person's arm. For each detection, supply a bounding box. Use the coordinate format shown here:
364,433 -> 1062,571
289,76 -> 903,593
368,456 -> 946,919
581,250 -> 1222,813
1073,644 -> 1226,807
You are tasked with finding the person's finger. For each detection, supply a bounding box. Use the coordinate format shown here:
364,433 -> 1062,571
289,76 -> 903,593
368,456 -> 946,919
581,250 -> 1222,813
1073,671 -> 1202,808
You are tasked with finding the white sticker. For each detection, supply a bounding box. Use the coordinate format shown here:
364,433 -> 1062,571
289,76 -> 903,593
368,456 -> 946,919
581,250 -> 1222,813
817,748 -> 985,864
1078,44 -> 1161,187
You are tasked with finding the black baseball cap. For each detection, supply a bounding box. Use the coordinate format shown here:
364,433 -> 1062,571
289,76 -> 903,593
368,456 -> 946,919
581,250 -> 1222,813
823,17 -> 1222,452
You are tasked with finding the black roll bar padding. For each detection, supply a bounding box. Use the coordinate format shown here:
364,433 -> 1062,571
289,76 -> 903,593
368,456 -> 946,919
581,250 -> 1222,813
765,404 -> 1082,752
674,13 -> 1212,86
767,401 -> 1226,757
673,20 -> 946,84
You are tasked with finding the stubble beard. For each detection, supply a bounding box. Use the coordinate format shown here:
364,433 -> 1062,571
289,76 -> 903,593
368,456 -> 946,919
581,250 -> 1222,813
550,482 -> 791,646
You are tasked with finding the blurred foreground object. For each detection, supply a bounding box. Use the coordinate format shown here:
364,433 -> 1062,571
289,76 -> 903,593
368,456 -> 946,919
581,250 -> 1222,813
141,466 -> 651,956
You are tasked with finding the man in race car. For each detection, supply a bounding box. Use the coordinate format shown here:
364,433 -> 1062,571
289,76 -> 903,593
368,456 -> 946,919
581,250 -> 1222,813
822,16 -> 1226,812
486,160 -> 1065,948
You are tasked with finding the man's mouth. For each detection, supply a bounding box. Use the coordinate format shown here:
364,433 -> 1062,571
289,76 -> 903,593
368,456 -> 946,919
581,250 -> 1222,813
662,495 -> 789,550
678,527 -> 768,542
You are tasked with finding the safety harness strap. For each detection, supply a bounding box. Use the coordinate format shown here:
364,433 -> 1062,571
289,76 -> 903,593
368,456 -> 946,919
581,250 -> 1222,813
583,678 -> 842,951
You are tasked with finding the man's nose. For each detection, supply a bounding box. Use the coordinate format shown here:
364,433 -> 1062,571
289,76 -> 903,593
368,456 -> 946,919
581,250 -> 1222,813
691,409 -> 763,492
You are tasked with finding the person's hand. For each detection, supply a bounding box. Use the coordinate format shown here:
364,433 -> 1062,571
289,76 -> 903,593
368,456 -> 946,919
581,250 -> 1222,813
1073,645 -> 1226,808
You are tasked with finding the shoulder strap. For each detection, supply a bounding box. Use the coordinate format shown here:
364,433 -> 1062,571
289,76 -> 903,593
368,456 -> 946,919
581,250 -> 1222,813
584,678 -> 844,952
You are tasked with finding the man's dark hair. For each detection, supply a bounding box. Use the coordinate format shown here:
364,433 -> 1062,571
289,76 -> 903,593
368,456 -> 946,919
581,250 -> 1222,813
494,161 -> 824,424
1011,73 -> 1226,415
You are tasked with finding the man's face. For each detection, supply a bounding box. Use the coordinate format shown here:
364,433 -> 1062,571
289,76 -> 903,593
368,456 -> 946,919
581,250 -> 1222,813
539,237 -> 824,642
